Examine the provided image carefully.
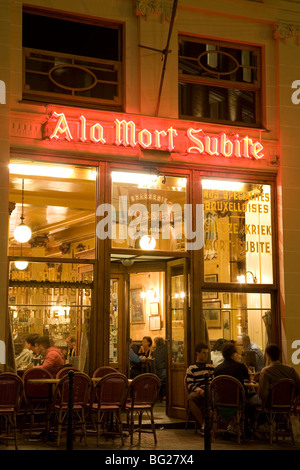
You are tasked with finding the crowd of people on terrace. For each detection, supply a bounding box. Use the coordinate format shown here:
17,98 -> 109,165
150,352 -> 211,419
186,335 -> 300,437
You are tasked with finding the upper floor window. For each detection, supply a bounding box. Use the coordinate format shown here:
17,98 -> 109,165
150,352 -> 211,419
179,37 -> 262,127
22,9 -> 123,110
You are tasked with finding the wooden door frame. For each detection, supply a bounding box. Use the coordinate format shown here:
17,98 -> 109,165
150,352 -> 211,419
166,258 -> 189,419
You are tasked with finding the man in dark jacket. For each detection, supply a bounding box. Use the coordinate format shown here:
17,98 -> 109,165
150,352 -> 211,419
214,342 -> 250,386
214,342 -> 254,437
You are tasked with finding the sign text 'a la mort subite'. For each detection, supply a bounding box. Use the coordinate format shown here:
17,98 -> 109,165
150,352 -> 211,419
44,111 -> 264,160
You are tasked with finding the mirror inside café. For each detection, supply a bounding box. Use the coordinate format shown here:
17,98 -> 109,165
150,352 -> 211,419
8,161 -> 96,371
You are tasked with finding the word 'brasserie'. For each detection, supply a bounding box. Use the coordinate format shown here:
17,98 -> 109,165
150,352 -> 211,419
45,111 -> 264,160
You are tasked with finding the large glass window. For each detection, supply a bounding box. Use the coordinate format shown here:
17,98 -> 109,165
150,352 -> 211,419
203,179 -> 273,284
8,161 -> 96,372
9,161 -> 96,259
9,261 -> 93,371
179,37 -> 261,126
111,171 -> 187,251
23,9 -> 123,110
202,291 -> 271,358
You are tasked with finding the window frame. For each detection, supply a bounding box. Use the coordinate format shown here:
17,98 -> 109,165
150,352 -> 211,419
22,6 -> 124,111
178,35 -> 262,128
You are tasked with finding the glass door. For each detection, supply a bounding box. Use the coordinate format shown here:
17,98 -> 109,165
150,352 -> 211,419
166,258 -> 188,419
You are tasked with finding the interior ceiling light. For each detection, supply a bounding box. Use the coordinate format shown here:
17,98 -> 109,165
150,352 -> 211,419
112,171 -> 157,188
121,259 -> 135,267
9,163 -> 74,178
139,186 -> 156,250
15,260 -> 28,270
139,235 -> 156,250
14,241 -> 28,270
14,179 -> 32,243
202,179 -> 244,191
237,271 -> 258,284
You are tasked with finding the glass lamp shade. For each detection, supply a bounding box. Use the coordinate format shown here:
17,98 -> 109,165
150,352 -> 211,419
139,235 -> 156,250
15,260 -> 28,270
14,223 -> 32,243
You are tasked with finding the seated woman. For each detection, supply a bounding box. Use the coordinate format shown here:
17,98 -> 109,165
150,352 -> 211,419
211,338 -> 228,367
138,336 -> 152,358
151,337 -> 167,380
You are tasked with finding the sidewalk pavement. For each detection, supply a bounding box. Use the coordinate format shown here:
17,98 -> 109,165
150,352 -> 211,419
1,402 -> 299,453
1,426 -> 299,452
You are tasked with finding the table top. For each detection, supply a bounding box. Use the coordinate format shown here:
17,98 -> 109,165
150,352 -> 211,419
244,380 -> 259,388
27,378 -> 60,384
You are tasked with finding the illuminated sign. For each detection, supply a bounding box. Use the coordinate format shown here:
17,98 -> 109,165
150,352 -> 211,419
45,111 -> 264,160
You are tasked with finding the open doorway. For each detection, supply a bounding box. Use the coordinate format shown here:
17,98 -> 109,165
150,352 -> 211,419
129,271 -> 166,401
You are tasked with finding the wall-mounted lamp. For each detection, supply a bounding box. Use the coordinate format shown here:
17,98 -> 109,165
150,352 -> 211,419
237,271 -> 258,284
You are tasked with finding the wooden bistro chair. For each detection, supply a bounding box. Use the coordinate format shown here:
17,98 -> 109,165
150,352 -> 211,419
0,373 -> 23,450
125,373 -> 160,445
22,367 -> 54,438
92,366 -> 121,378
210,375 -> 246,444
56,366 -> 80,379
51,372 -> 91,447
254,378 -> 296,445
90,373 -> 129,446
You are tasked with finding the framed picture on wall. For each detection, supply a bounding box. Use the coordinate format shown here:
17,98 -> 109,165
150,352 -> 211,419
222,310 -> 231,340
150,302 -> 159,315
203,301 -> 221,328
203,274 -> 218,300
130,288 -> 145,323
149,315 -> 161,331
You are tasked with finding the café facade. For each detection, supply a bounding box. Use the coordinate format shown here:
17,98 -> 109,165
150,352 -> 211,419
1,0 -> 300,418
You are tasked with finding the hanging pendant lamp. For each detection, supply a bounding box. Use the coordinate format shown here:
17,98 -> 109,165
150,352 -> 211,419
14,178 -> 32,243
15,242 -> 28,270
139,186 -> 156,250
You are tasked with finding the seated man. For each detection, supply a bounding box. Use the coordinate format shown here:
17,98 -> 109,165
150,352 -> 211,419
242,334 -> 265,371
186,343 -> 214,435
258,343 -> 300,405
214,342 -> 250,385
15,333 -> 42,369
214,342 -> 254,436
37,335 -> 64,377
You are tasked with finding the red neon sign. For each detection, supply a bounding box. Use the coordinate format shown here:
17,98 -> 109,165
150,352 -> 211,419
46,111 -> 264,160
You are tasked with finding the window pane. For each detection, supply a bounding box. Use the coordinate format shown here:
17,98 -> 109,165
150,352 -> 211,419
23,13 -> 121,61
111,172 -> 187,251
203,291 -> 271,369
9,261 -> 93,372
179,83 -> 255,123
9,162 -> 96,260
171,266 -> 185,363
203,179 -> 273,284
179,36 -> 260,125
